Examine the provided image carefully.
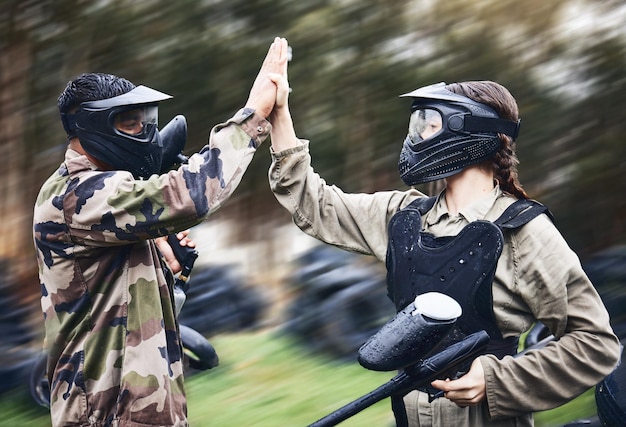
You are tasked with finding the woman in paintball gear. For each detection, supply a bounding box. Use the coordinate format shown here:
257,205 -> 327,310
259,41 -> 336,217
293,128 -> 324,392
266,67 -> 620,426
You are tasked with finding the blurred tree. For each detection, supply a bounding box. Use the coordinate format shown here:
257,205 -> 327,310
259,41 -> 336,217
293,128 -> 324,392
0,0 -> 625,303
1,1 -> 47,292
547,34 -> 626,254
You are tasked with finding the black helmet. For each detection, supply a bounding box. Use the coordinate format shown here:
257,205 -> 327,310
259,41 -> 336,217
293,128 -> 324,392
62,85 -> 172,179
398,82 -> 520,185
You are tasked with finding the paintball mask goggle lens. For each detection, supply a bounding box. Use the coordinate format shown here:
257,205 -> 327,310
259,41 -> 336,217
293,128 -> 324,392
113,105 -> 158,138
408,108 -> 443,143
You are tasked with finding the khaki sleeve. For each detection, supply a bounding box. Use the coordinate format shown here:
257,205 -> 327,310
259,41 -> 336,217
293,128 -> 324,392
482,214 -> 621,419
269,141 -> 423,261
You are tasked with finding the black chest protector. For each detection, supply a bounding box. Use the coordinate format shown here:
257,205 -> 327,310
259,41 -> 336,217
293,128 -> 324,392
386,197 -> 552,359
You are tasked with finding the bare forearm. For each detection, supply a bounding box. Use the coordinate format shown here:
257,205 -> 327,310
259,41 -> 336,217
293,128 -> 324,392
270,106 -> 301,152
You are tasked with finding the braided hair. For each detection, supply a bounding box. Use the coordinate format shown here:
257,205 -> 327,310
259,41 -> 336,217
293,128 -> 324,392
445,81 -> 529,199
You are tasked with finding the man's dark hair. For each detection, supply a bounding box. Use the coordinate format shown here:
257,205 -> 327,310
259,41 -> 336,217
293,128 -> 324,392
57,73 -> 136,114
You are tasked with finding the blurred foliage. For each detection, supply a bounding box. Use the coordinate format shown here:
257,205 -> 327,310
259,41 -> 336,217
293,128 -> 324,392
2,0 -> 624,270
1,0 -> 625,336
2,1 -> 625,422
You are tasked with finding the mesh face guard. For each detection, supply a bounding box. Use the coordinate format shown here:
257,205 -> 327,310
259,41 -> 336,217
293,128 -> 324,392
63,85 -> 173,179
398,82 -> 520,185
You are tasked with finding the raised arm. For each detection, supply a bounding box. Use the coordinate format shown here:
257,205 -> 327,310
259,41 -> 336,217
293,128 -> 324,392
267,54 -> 301,152
247,37 -> 290,118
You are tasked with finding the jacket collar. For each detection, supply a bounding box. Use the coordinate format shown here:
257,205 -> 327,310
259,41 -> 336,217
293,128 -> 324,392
65,148 -> 100,176
425,185 -> 503,226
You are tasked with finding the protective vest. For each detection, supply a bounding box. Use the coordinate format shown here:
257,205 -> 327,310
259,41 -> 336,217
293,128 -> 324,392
386,196 -> 552,359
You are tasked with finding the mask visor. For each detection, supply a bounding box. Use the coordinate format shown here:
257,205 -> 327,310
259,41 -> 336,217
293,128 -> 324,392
113,105 -> 158,139
408,108 -> 443,143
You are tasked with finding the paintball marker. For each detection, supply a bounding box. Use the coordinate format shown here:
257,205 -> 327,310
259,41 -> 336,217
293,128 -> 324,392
166,228 -> 198,317
166,233 -> 199,293
159,114 -> 199,314
307,292 -> 490,427
160,114 -> 189,173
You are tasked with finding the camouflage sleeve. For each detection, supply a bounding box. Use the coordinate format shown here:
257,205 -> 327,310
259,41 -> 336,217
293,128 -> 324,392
67,108 -> 270,245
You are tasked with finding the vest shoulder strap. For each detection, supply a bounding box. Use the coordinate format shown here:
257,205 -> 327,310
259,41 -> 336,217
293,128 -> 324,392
494,199 -> 554,229
403,196 -> 437,215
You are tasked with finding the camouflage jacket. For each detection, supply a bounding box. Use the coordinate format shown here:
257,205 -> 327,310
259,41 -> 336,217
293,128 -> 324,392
33,108 -> 270,427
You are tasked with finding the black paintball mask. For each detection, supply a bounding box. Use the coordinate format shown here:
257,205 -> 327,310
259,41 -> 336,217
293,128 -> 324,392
61,85 -> 188,179
398,82 -> 520,186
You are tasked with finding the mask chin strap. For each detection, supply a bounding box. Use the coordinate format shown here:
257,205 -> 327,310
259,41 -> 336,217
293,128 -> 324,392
463,116 -> 520,140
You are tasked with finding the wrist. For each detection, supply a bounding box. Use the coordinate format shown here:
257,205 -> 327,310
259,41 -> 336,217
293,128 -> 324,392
244,105 -> 270,120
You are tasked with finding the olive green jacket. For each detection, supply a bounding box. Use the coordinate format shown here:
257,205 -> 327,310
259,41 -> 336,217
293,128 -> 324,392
34,108 -> 270,427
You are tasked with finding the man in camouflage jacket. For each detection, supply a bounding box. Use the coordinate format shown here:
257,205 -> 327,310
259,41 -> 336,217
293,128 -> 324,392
33,38 -> 290,427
